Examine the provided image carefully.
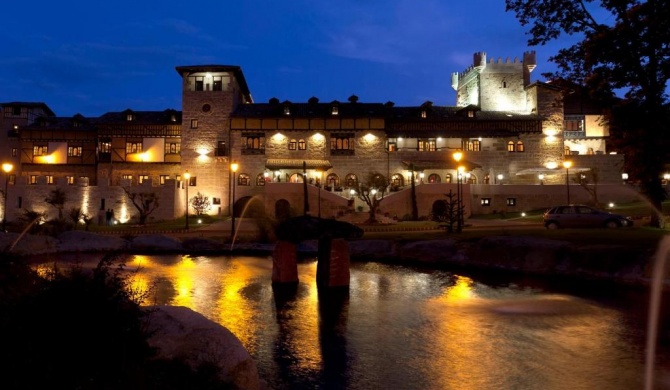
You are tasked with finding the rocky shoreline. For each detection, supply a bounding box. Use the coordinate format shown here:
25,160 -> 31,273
1,230 -> 663,288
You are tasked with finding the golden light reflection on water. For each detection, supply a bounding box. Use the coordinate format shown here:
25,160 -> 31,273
215,259 -> 257,348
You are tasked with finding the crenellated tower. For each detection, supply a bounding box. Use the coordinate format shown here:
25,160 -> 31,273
452,51 -> 536,113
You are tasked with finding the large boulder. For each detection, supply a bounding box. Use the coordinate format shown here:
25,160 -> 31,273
145,306 -> 262,390
57,231 -> 128,252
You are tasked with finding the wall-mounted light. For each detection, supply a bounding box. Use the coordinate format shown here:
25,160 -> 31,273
622,173 -> 629,180
545,162 -> 558,170
364,133 -> 376,142
312,133 -> 325,141
196,148 -> 210,156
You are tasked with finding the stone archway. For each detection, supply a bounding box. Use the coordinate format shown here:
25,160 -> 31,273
431,199 -> 446,219
275,199 -> 291,222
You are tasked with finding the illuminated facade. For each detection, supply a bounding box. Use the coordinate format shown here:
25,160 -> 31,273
0,52 -> 629,224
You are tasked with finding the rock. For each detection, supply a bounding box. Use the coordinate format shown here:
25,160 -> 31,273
130,234 -> 183,252
57,231 -> 128,252
144,306 -> 262,390
470,236 -> 572,273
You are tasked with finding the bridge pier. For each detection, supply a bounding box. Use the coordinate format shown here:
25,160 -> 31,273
317,237 -> 351,288
271,240 -> 299,284
271,238 -> 351,288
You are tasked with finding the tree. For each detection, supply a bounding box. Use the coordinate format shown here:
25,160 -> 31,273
506,0 -> 670,227
68,207 -> 83,230
190,192 -> 211,216
575,167 -> 601,207
123,187 -> 159,225
45,188 -> 67,219
356,172 -> 387,224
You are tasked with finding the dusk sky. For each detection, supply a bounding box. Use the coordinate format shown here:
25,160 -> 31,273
1,0 -> 573,117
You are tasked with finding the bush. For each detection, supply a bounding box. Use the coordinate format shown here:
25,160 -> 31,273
0,253 -> 231,390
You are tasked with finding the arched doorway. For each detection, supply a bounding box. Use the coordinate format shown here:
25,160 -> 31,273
275,199 -> 291,222
431,200 -> 447,221
428,173 -> 441,183
289,173 -> 304,183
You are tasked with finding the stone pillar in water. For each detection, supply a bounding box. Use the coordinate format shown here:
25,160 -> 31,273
317,238 -> 350,288
272,240 -> 299,284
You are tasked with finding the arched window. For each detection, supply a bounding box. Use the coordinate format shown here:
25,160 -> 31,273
484,174 -> 490,184
288,139 -> 297,150
391,174 -> 404,187
237,173 -> 250,186
587,147 -> 594,155
289,173 -> 304,183
516,141 -> 525,152
445,173 -> 452,183
507,141 -> 515,152
467,174 -> 477,184
256,173 -> 265,186
345,173 -> 358,188
428,173 -> 441,183
326,173 -> 340,188
298,139 -> 306,150
564,146 -> 571,155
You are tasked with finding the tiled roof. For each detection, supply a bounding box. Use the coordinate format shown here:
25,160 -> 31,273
96,109 -> 181,125
265,159 -> 333,170
1,102 -> 56,116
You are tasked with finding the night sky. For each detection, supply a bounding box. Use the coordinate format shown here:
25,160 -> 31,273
1,0 -> 571,117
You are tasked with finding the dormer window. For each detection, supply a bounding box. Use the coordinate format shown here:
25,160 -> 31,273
467,110 -> 475,118
284,106 -> 290,116
421,110 -> 427,119
331,106 -> 339,115
126,114 -> 134,121
170,114 -> 176,122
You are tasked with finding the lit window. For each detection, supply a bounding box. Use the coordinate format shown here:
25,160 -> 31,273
481,198 -> 491,206
33,145 -> 48,156
138,175 -> 149,184
516,141 -> 525,152
159,175 -> 170,185
188,176 -> 197,186
288,139 -> 297,150
46,175 -> 54,185
468,110 -> 474,118
387,138 -> 397,152
165,143 -> 181,154
11,148 -> 17,157
256,173 -> 266,186
30,175 -> 38,185
67,146 -> 82,157
284,106 -> 290,115
126,114 -> 134,121
190,119 -> 198,129
66,176 -> 75,185
506,198 -> 516,206
126,142 -> 142,154
99,141 -> 111,154
330,133 -> 355,155
507,141 -> 515,152
421,110 -> 427,118
242,134 -> 266,155
238,173 -> 250,186
464,140 -> 481,151
418,139 -> 436,152
298,139 -> 306,150
331,106 -> 339,115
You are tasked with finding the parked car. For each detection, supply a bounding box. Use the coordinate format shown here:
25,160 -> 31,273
543,205 -> 634,229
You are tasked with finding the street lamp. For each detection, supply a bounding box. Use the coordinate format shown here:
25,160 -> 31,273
183,171 -> 190,230
496,174 -> 503,184
2,163 -> 13,231
231,162 -> 239,238
539,174 -> 545,185
452,151 -> 463,232
457,166 -> 465,232
563,160 -> 572,204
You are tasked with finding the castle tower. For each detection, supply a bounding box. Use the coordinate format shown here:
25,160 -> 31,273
175,65 -> 253,216
454,51 -> 536,113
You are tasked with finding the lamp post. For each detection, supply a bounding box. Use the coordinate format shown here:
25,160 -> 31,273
452,152 -> 463,232
2,163 -> 13,231
231,162 -> 239,238
563,160 -> 572,204
183,171 -> 190,230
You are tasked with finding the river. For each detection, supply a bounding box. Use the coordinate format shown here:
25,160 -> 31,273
37,253 -> 670,389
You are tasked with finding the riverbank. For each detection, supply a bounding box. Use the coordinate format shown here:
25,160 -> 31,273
1,227 -> 665,289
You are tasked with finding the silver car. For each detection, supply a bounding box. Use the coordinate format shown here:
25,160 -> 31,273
543,205 -> 634,229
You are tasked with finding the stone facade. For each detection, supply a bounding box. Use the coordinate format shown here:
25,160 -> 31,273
0,51 -> 633,225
